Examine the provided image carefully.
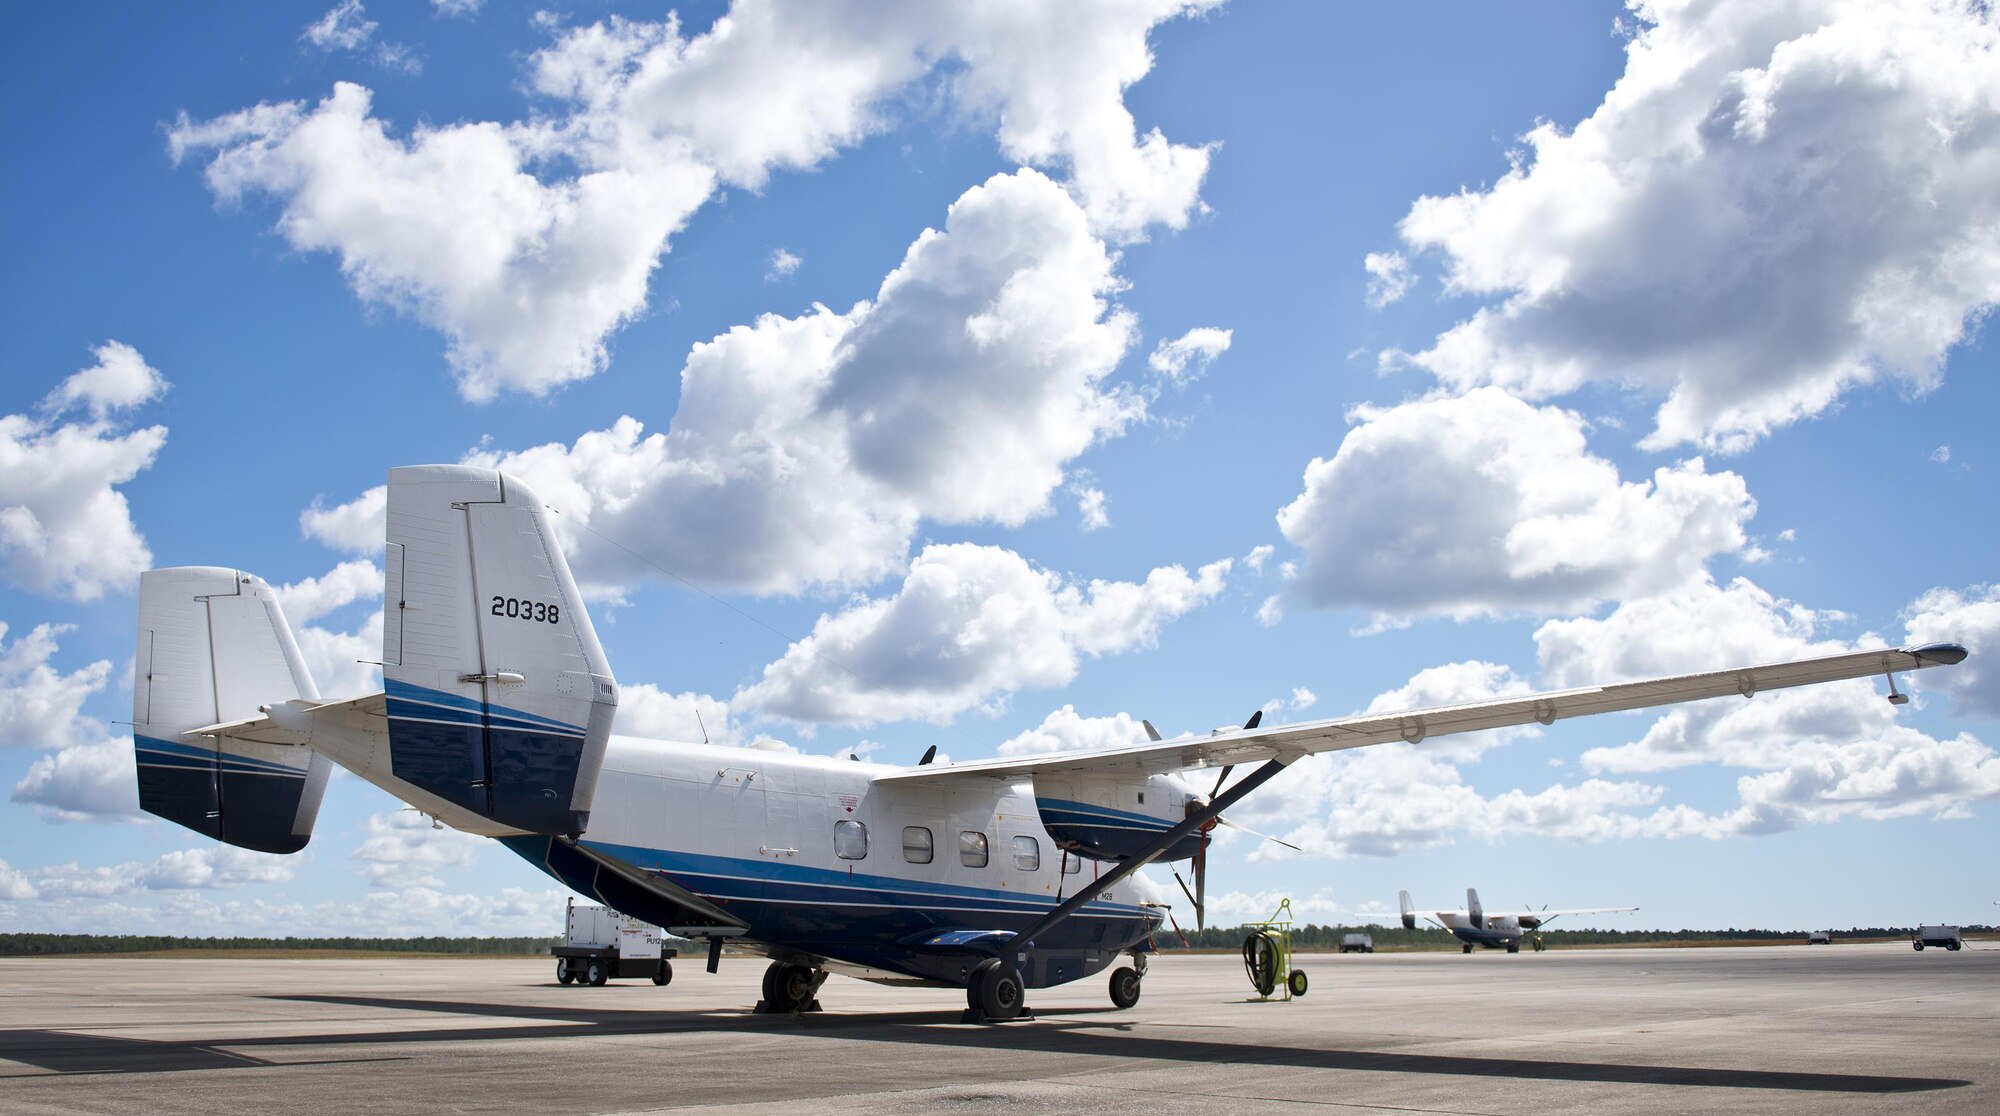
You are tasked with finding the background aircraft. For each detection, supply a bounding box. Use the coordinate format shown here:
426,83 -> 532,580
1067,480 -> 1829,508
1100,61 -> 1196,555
1402,888 -> 1638,953
129,465 -> 1964,1020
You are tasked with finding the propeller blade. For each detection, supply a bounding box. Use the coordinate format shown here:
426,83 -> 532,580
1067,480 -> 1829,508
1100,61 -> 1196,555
1209,763 -> 1235,799
1216,816 -> 1302,852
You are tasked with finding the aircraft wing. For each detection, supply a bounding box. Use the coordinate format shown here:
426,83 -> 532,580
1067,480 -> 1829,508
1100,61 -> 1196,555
873,643 -> 1966,784
1492,906 -> 1640,919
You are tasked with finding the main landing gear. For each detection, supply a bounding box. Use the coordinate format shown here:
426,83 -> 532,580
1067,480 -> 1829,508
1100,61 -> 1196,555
965,958 -> 1028,1022
757,960 -> 825,1014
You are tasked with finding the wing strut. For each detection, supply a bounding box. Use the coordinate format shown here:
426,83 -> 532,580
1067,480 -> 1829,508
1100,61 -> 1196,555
1002,756 -> 1294,956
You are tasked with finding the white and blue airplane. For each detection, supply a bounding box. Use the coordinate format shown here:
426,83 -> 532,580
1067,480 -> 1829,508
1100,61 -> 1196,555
129,465 -> 1968,1021
1400,888 -> 1637,953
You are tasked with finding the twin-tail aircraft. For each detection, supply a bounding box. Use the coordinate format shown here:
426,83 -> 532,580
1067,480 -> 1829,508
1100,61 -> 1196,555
130,465 -> 1968,1021
1400,888 -> 1637,953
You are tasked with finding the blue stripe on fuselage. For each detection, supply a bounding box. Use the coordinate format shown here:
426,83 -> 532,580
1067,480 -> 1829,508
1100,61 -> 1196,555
501,836 -> 1161,987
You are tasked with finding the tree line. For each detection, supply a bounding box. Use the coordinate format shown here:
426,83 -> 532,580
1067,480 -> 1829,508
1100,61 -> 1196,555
1150,923 -> 1997,951
0,933 -> 559,956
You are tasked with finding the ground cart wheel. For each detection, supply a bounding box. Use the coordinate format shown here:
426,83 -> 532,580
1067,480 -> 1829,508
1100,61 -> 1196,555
557,960 -> 574,985
653,960 -> 673,986
586,959 -> 608,986
1109,966 -> 1142,1009
971,958 -> 1024,1021
1287,969 -> 1308,997
1914,941 -> 1924,951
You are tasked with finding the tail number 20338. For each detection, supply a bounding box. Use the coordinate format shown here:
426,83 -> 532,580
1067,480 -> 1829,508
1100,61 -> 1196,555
491,596 -> 560,624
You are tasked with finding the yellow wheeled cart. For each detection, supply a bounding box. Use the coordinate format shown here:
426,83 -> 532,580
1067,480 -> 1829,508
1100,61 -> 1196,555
1240,897 -> 1309,1000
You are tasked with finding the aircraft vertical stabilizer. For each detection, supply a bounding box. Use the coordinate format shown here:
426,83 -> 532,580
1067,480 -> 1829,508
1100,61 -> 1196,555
133,567 -> 332,853
382,465 -> 617,837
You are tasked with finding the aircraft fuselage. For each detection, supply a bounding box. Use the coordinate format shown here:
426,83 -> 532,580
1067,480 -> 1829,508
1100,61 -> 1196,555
504,735 -> 1169,990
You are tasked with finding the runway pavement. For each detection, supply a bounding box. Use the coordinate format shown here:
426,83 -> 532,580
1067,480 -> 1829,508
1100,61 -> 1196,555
3,942 -> 1995,1114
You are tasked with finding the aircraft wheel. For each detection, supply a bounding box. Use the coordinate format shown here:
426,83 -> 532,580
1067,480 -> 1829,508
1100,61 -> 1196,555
762,961 -> 818,1011
653,960 -> 673,986
557,960 -> 574,985
971,958 -> 1024,1022
1506,943 -> 1520,954
1287,969 -> 1308,997
1462,943 -> 1475,954
1108,966 -> 1142,1009
586,960 -> 608,986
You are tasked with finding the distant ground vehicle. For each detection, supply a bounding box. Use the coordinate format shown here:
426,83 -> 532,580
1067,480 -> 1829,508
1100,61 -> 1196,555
1913,925 -> 1963,952
1808,930 -> 1833,945
1339,933 -> 1374,954
555,899 -> 677,985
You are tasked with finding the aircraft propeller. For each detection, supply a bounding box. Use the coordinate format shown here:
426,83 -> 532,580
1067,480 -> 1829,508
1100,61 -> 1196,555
1169,710 -> 1303,932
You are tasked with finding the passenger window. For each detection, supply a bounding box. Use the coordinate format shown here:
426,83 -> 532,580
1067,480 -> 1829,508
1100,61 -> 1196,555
902,826 -> 933,864
834,819 -> 868,860
1062,851 -> 1082,875
959,830 -> 989,868
1011,835 -> 1040,871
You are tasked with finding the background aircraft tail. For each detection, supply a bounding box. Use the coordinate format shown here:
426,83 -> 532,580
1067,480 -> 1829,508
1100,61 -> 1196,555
1400,889 -> 1416,930
133,567 -> 332,853
380,465 -> 618,837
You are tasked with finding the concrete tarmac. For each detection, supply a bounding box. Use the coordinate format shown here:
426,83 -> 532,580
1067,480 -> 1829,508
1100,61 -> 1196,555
2,942 -> 1995,1114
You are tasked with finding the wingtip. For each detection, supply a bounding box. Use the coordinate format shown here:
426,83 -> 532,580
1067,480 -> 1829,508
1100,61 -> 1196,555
1904,642 -> 1969,666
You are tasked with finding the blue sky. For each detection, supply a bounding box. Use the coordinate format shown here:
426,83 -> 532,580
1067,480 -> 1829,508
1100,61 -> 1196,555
4,1 -> 1997,936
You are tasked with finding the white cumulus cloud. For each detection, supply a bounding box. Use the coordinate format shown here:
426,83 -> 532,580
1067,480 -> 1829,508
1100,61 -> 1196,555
998,705 -> 1153,757
172,1 -> 1217,400
1362,250 -> 1412,308
351,810 -> 481,887
614,685 -> 733,745
442,170 -> 1143,597
1147,326 -> 1232,386
2,621 -> 139,822
0,858 -> 38,900
1903,584 -> 2000,719
736,543 -> 1228,725
1268,387 -> 1753,625
1,343 -> 167,601
1389,0 -> 2000,452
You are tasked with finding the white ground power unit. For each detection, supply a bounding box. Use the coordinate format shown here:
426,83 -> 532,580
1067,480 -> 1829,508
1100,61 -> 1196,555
554,898 -> 677,986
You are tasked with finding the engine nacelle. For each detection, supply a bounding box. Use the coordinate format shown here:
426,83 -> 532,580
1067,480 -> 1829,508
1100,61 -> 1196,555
1032,772 -> 1205,862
